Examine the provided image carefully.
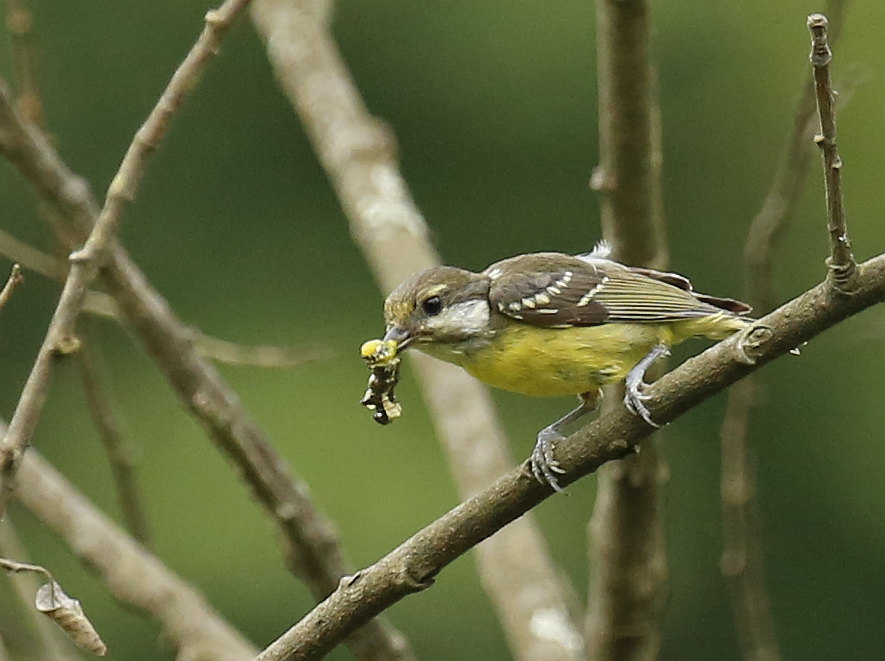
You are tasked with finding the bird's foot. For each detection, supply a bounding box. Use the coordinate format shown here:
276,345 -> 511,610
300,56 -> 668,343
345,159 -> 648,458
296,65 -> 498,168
623,384 -> 660,428
623,343 -> 670,427
529,426 -> 568,493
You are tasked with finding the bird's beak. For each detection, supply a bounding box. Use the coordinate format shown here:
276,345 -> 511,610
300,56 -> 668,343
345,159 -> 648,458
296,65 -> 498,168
382,325 -> 413,350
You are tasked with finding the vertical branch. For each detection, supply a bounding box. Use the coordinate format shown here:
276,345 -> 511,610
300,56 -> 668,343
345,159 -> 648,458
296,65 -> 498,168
586,1 -> 668,659
807,13 -> 856,290
250,2 -> 587,659
722,6 -> 848,660
590,0 -> 667,268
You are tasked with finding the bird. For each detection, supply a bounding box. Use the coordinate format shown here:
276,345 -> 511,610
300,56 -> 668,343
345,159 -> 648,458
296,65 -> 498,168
374,242 -> 752,492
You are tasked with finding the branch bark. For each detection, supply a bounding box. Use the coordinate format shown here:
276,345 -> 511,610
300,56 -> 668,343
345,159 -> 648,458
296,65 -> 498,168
12,447 -> 257,661
587,1 -> 667,658
0,0 -> 253,517
0,263 -> 23,314
722,7 -> 848,659
808,13 -> 856,289
0,28 -> 412,661
251,1 -> 587,660
253,252 -> 885,660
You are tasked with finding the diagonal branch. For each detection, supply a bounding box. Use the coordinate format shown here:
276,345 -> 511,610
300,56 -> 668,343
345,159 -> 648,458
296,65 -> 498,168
11,445 -> 257,661
0,0 -> 253,516
722,7 -> 848,660
0,38 -> 414,661
0,263 -> 23,314
253,253 -> 885,660
251,1 -> 587,660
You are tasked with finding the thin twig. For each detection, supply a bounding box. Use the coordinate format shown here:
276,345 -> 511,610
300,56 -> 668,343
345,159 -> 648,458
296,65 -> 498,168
77,337 -> 152,546
0,521 -> 83,661
251,2 -> 587,660
11,446 -> 258,661
807,13 -> 856,290
0,555 -> 52,580
0,263 -> 23,313
0,48 -> 412,661
252,252 -> 885,661
0,229 -> 321,367
586,1 -> 667,658
0,0 -> 252,516
0,227 -> 66,278
187,332 -> 333,368
722,7 -> 848,660
56,0 -> 254,300
0,229 -> 126,319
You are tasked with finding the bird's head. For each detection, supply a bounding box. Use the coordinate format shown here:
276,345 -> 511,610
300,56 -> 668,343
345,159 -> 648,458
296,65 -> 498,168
382,266 -> 492,349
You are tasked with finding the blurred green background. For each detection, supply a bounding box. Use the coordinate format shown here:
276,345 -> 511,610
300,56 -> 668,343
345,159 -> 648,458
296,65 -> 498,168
1,1 -> 885,659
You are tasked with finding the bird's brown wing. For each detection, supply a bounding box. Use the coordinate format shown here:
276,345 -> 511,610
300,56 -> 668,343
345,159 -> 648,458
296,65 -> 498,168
486,253 -> 744,328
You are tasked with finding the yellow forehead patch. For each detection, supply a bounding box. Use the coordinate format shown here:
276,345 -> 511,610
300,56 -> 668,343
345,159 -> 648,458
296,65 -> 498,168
422,284 -> 448,297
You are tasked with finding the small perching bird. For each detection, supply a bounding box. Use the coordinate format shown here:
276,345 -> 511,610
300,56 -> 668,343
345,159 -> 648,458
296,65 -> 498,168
362,242 -> 752,492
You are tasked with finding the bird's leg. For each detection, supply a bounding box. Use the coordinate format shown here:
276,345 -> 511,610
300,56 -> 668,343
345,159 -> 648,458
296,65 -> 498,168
530,391 -> 600,493
624,343 -> 671,427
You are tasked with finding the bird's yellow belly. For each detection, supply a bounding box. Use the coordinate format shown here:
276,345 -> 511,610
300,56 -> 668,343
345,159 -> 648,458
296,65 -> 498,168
424,323 -> 672,398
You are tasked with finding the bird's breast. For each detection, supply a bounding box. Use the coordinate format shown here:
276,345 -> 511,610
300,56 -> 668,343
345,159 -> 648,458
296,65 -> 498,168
419,323 -> 668,397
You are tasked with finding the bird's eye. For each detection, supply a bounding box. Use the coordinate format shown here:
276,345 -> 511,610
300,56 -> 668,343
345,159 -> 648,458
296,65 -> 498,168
420,295 -> 442,316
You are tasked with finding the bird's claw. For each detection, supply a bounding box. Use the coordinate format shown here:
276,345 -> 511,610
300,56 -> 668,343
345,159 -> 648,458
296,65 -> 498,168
529,428 -> 568,493
623,343 -> 669,427
623,383 -> 660,428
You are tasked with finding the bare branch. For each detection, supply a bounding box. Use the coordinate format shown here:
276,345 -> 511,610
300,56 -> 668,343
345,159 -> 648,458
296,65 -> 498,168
587,1 -> 667,657
0,36 -> 412,661
0,556 -> 52,581
253,253 -> 885,660
0,233 -> 310,366
0,0 -> 253,516
808,13 -> 856,290
0,228 -> 63,279
0,557 -> 108,656
590,0 -> 667,268
0,521 -> 83,661
250,2 -> 587,659
12,447 -> 257,661
188,333 -> 332,369
58,0 -> 254,289
723,7 -> 848,659
0,263 -> 23,314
